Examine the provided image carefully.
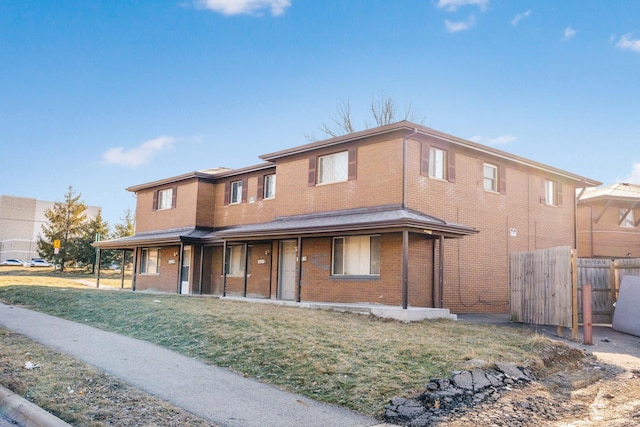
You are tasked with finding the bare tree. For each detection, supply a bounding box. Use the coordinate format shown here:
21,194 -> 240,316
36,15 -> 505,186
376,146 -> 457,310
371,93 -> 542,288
308,95 -> 424,141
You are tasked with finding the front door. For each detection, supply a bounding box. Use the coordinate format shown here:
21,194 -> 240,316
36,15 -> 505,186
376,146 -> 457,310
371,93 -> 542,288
279,240 -> 297,300
181,246 -> 191,294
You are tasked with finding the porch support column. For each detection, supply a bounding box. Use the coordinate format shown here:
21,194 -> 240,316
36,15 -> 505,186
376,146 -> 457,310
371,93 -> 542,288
296,237 -> 303,303
96,248 -> 101,289
438,235 -> 444,309
243,243 -> 249,297
402,230 -> 409,310
432,239 -> 437,308
222,241 -> 228,297
177,242 -> 184,294
268,241 -> 274,299
120,250 -> 126,289
132,248 -> 138,292
198,245 -> 204,295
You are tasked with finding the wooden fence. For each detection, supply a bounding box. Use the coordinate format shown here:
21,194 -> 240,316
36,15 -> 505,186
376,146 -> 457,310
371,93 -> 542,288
577,257 -> 640,324
510,246 -> 576,329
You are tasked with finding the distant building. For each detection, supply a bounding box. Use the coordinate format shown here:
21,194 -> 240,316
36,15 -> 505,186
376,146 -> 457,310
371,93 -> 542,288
0,195 -> 101,262
577,183 -> 640,258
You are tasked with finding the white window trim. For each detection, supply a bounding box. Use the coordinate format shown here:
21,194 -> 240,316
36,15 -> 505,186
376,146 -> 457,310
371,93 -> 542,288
225,245 -> 246,277
620,208 -> 635,228
429,147 -> 447,181
157,188 -> 173,210
318,151 -> 349,185
332,235 -> 381,276
483,163 -> 498,192
264,174 -> 276,199
141,248 -> 160,274
230,180 -> 243,205
545,180 -> 557,206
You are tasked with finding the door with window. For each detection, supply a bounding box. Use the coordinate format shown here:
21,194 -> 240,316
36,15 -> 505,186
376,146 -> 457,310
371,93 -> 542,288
181,246 -> 191,294
279,240 -> 297,300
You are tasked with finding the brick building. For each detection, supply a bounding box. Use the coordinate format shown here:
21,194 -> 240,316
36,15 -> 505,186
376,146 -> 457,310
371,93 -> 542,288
577,182 -> 640,258
95,122 -> 599,314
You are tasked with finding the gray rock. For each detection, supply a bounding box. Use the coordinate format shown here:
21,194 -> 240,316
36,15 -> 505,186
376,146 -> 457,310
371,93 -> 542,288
471,368 -> 493,391
495,363 -> 528,381
452,370 -> 474,390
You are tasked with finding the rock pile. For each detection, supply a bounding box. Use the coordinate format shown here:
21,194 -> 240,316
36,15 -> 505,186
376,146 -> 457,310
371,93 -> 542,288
383,363 -> 536,426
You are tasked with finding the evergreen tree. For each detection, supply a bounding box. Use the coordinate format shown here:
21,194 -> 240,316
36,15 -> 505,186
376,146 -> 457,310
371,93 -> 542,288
71,210 -> 110,273
108,209 -> 136,270
37,186 -> 87,271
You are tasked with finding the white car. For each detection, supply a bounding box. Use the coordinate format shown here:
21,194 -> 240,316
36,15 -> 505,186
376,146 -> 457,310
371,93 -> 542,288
1,259 -> 28,266
29,258 -> 53,267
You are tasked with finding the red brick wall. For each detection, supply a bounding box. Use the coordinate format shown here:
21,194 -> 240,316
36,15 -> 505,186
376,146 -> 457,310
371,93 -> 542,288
135,179 -> 206,232
135,246 -> 179,292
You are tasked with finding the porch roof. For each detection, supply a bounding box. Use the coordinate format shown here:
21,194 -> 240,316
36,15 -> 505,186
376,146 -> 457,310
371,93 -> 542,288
208,205 -> 477,242
93,227 -> 213,249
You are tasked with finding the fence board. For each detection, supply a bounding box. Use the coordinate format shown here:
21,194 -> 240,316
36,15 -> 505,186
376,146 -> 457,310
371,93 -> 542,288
510,246 -> 573,327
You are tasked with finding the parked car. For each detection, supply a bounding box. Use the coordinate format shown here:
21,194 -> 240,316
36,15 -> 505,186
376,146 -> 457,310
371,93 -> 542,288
29,258 -> 53,267
1,259 -> 28,266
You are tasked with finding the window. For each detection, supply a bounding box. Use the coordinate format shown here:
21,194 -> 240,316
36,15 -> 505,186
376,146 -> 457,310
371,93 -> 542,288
545,179 -> 561,206
332,235 -> 381,276
318,151 -> 349,184
141,248 -> 159,274
483,163 -> 498,192
264,174 -> 276,199
155,188 -> 174,210
225,245 -> 246,276
230,180 -> 243,204
620,209 -> 635,228
429,147 -> 447,180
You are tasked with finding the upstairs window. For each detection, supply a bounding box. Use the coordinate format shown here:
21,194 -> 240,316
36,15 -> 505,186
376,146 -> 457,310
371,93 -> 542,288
620,209 -> 635,228
429,147 -> 447,180
230,180 -> 243,204
141,248 -> 159,274
545,179 -> 562,206
318,151 -> 349,184
154,187 -> 176,211
264,174 -> 276,199
332,235 -> 381,276
483,163 -> 498,192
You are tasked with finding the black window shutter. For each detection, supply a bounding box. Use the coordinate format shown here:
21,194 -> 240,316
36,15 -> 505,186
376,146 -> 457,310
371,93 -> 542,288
557,183 -> 563,207
152,190 -> 158,211
224,181 -> 230,205
499,165 -> 506,194
171,186 -> 177,208
447,151 -> 456,182
348,147 -> 357,180
257,175 -> 264,201
308,157 -> 317,187
241,178 -> 248,203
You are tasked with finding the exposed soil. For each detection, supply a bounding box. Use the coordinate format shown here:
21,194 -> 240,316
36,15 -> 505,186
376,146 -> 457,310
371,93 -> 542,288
435,343 -> 640,426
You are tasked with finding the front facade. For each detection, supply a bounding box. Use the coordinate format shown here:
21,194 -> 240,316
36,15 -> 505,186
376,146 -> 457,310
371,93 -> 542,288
96,122 -> 599,313
0,195 -> 101,263
577,183 -> 640,258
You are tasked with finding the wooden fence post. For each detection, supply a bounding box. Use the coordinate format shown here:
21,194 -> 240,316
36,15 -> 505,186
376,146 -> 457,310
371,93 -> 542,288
571,249 -> 579,341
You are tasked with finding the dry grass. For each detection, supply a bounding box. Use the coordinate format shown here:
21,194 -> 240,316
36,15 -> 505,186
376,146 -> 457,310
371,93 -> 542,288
0,269 -> 557,417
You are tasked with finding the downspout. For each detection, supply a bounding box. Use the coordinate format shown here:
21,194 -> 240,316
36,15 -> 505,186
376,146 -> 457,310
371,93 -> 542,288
198,245 -> 204,295
296,237 -> 303,303
132,248 -> 138,291
243,243 -> 249,297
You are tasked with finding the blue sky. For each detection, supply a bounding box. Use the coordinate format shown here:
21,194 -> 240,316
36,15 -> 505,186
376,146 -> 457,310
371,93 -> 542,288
2,0 -> 639,227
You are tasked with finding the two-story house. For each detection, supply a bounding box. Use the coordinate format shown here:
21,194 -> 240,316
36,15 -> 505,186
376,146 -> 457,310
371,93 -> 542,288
96,121 -> 600,314
577,182 -> 640,258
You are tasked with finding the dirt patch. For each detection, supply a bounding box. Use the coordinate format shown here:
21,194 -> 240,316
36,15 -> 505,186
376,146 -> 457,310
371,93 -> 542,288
435,342 -> 640,426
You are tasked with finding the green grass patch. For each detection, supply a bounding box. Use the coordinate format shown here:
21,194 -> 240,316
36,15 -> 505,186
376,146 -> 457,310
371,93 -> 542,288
0,274 -> 554,416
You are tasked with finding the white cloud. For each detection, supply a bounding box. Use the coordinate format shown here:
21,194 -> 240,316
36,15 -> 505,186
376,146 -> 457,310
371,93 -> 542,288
562,26 -> 576,40
102,136 -> 176,167
470,135 -> 517,146
623,162 -> 640,184
445,17 -> 475,33
194,0 -> 291,16
616,33 -> 640,53
436,0 -> 489,12
511,10 -> 530,26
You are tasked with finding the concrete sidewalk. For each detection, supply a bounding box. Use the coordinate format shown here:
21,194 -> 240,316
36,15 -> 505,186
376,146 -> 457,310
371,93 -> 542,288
0,303 -> 378,427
